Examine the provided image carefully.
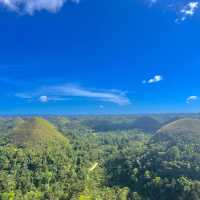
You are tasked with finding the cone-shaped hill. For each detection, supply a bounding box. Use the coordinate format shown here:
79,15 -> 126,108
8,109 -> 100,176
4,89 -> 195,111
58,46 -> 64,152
6,117 -> 70,150
150,118 -> 200,145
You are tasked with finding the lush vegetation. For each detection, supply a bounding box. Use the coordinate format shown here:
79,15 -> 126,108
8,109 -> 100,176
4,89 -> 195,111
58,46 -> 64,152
1,116 -> 200,199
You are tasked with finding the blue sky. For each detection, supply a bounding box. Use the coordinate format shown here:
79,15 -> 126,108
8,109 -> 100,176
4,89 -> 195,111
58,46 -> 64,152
0,0 -> 200,114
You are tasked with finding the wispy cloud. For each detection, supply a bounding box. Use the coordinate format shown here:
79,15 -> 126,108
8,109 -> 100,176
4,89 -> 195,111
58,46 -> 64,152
16,84 -> 130,105
186,95 -> 199,103
15,93 -> 32,99
148,0 -> 200,22
142,75 -> 163,84
38,95 -> 68,103
0,0 -> 79,14
178,1 -> 199,21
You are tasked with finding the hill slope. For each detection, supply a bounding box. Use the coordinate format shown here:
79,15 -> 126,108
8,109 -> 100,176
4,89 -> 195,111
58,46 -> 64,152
151,118 -> 200,144
7,117 -> 70,150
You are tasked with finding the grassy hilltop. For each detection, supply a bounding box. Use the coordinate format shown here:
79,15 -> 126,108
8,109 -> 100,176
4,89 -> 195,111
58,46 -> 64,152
7,117 -> 70,150
152,118 -> 200,145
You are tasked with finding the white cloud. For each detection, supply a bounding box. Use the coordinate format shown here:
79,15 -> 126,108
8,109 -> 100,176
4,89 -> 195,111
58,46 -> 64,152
44,84 -> 130,105
39,95 -> 48,103
142,75 -> 163,84
148,0 -> 200,22
0,0 -> 79,14
186,95 -> 199,103
16,84 -> 131,105
17,93 -> 69,103
179,1 -> 199,21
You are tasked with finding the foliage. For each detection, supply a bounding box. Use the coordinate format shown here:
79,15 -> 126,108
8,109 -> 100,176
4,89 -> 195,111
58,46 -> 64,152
0,117 -> 200,199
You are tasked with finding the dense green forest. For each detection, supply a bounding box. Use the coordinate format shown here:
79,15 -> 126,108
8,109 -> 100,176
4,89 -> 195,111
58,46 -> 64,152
1,115 -> 200,199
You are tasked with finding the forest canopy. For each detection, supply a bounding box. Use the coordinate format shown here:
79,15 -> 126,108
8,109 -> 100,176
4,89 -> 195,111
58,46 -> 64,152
0,115 -> 200,200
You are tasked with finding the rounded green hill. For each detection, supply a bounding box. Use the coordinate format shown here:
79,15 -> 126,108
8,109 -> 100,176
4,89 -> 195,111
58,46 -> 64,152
7,117 -> 70,150
151,118 -> 200,145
